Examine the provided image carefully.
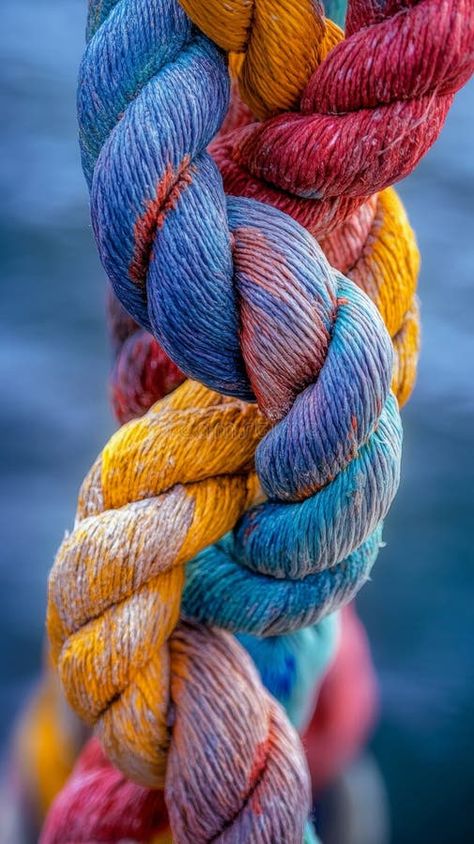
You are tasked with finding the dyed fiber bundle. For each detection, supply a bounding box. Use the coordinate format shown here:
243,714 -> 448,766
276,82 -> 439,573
238,613 -> 340,733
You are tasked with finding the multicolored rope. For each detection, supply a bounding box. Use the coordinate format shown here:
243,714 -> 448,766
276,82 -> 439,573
32,0 -> 474,840
108,183 -> 419,423
104,1 -> 422,420
41,606 -> 375,843
18,605 -> 366,840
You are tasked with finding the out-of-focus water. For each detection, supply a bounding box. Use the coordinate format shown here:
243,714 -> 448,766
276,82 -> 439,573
0,3 -> 473,842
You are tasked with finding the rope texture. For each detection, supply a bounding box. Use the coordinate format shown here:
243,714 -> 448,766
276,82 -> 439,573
42,606 -> 374,843
179,0 -> 343,118
211,0 -> 474,235
109,183 -> 420,423
40,0 -> 474,840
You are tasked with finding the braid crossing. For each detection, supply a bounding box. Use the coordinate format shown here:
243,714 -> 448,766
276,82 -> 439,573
38,0 -> 474,840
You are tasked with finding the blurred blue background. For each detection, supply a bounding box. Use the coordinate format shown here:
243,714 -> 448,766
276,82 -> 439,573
0,2 -> 473,842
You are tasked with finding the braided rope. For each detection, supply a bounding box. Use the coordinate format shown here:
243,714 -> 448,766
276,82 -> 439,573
104,2 -> 422,418
37,0 -> 473,839
49,3 -> 399,840
48,381 -> 266,780
108,184 -> 420,423
44,608 -> 377,843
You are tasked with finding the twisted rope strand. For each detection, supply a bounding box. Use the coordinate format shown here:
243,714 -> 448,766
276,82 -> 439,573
47,383 -> 314,838
108,184 -> 419,423
47,0 -> 401,810
179,0 -> 343,118
78,0 -> 402,629
105,0 -> 421,418
41,0 -> 472,838
211,0 -> 474,234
